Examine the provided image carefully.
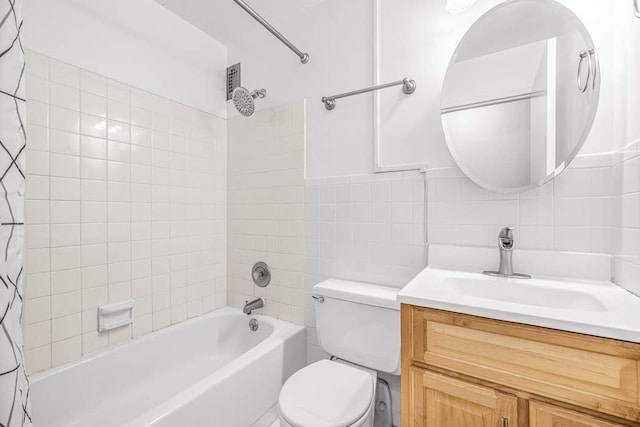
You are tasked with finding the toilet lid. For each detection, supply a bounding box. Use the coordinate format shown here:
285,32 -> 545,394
279,360 -> 374,427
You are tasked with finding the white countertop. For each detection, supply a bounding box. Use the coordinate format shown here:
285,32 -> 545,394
398,266 -> 640,343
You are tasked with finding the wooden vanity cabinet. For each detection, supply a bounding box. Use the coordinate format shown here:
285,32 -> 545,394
401,305 -> 640,427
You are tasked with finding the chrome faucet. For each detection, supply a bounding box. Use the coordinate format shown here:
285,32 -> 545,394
243,297 -> 264,315
483,227 -> 531,279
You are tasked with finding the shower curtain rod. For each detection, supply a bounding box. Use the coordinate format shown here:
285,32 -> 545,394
232,0 -> 309,64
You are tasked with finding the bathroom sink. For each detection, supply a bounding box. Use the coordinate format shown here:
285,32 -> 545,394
397,267 -> 640,343
443,276 -> 608,312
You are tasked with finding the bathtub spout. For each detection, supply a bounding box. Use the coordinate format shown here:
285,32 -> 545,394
243,298 -> 264,315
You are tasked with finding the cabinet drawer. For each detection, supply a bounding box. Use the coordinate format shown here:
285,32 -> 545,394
404,305 -> 640,422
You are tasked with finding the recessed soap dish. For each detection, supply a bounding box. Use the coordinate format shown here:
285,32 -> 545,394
98,300 -> 134,332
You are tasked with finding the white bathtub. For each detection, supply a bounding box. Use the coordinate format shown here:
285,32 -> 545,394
29,307 -> 306,427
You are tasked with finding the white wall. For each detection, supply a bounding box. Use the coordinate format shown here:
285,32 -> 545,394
611,1 -> 640,297
224,0 -> 617,178
226,0 -> 375,179
23,0 -> 228,117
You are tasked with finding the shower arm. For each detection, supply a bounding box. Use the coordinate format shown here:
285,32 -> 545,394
251,88 -> 267,99
232,0 -> 309,64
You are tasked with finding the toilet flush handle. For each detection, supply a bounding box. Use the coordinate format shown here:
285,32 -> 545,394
312,295 -> 324,303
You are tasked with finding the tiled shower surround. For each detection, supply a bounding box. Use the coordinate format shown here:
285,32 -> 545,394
227,101 -> 306,325
23,50 -> 227,374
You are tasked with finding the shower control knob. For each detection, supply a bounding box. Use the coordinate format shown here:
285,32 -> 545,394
252,262 -> 271,287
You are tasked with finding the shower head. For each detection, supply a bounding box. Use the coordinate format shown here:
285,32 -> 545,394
232,87 -> 266,117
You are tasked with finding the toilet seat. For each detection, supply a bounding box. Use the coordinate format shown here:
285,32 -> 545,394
278,360 -> 375,427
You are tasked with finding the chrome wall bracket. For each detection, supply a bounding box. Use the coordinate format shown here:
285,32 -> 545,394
322,78 -> 417,111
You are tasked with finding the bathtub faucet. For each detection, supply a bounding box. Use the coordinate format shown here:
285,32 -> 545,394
243,297 -> 264,315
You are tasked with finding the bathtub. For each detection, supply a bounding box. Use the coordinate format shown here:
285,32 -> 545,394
29,307 -> 306,427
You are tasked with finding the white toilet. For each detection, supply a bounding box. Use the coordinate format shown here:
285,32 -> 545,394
278,279 -> 400,427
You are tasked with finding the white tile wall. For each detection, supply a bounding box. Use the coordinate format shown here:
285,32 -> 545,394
612,141 -> 640,296
612,10 -> 640,297
427,160 -> 614,254
23,50 -> 227,374
305,171 -> 426,292
227,101 -> 305,325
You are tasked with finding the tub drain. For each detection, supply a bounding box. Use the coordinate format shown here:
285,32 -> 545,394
249,318 -> 259,331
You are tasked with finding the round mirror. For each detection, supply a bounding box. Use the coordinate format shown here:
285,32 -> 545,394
441,0 -> 599,193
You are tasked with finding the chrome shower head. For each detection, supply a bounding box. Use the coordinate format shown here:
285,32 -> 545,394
232,87 -> 266,117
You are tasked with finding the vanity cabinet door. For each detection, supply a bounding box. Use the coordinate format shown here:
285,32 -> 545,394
529,401 -> 622,427
409,367 -> 518,427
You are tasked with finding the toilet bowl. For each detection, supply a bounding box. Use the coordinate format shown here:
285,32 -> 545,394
277,279 -> 400,427
278,359 -> 377,427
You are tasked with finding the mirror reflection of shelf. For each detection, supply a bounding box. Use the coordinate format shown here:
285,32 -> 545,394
441,90 -> 547,114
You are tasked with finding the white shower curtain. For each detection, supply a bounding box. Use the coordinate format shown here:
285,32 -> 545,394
0,0 -> 31,425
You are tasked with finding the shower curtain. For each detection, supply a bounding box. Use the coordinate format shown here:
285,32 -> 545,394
0,0 -> 31,425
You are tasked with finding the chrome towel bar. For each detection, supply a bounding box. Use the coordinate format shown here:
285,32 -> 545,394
232,0 -> 309,64
322,78 -> 417,111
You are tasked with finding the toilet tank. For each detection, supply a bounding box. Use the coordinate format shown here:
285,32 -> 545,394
313,279 -> 401,375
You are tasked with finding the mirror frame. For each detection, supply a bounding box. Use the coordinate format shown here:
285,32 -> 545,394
440,0 -> 600,194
